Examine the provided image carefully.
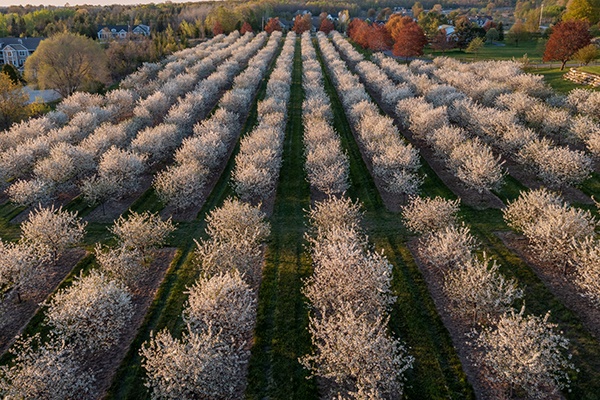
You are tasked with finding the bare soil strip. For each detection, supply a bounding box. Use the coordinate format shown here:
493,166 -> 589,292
0,248 -> 87,356
497,231 -> 600,341
408,240 -> 564,400
92,248 -> 177,399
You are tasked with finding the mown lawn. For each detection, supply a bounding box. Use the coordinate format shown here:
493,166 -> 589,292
529,67 -> 600,93
579,65 -> 600,75
425,40 -> 543,61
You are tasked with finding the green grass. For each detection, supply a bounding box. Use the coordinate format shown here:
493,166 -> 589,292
3,33 -> 600,400
246,38 -> 317,399
578,66 -> 600,75
528,67 -> 600,94
345,35 -> 600,399
425,40 -> 543,62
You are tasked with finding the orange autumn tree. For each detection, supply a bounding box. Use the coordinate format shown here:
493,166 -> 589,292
264,18 -> 282,34
350,19 -> 371,48
392,18 -> 428,60
240,21 -> 253,34
349,19 -> 393,51
385,14 -> 413,43
347,18 -> 363,39
543,20 -> 591,70
320,18 -> 335,34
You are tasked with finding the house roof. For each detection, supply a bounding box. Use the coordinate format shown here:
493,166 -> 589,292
0,37 -> 43,51
99,25 -> 129,32
4,43 -> 27,51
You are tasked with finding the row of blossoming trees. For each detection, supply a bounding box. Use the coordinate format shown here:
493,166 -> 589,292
2,29 -> 597,399
301,32 -> 349,196
300,32 -> 416,397
504,188 -> 600,308
3,30 -> 268,207
331,30 -> 596,195
317,32 -> 423,199
153,31 -> 282,210
334,30 -> 600,325
231,33 -> 296,204
319,30 -> 583,398
1,32 -> 237,204
402,195 -> 575,398
140,32 -> 297,398
0,30 -> 283,398
0,206 -> 175,398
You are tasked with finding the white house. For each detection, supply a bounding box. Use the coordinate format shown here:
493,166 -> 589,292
0,37 -> 43,71
438,24 -> 456,37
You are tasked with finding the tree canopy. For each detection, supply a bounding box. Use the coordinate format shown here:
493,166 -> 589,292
543,20 -> 591,70
563,0 -> 599,24
0,72 -> 42,131
24,32 -> 109,98
391,17 -> 428,60
264,17 -> 282,34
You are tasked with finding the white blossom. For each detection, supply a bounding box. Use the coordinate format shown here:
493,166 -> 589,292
140,326 -> 246,400
183,270 -> 256,345
401,196 -> 461,235
21,205 -> 86,261
471,307 -> 574,399
45,270 -> 133,351
0,334 -> 95,400
443,254 -> 523,323
110,211 -> 175,257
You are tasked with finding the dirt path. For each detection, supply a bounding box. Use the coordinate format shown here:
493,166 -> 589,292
497,231 -> 600,341
0,248 -> 87,357
91,248 -> 177,399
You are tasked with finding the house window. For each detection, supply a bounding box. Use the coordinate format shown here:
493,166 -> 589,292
19,59 -> 23,66
6,51 -> 12,57
19,51 -> 26,56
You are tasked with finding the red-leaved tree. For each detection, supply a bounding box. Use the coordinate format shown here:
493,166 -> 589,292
293,14 -> 312,34
431,29 -> 454,52
367,24 -> 393,51
264,18 -> 282,34
347,18 -> 364,39
320,18 -> 335,34
543,20 -> 591,70
352,20 -> 371,48
212,21 -> 224,36
240,21 -> 253,35
392,19 -> 428,60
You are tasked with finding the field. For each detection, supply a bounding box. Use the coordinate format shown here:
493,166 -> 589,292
1,30 -> 600,400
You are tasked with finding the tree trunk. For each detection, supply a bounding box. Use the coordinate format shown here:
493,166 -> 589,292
560,60 -> 567,70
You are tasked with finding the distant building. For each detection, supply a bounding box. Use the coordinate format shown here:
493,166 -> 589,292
438,24 -> 456,37
469,15 -> 493,27
0,37 -> 43,71
97,24 -> 150,41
